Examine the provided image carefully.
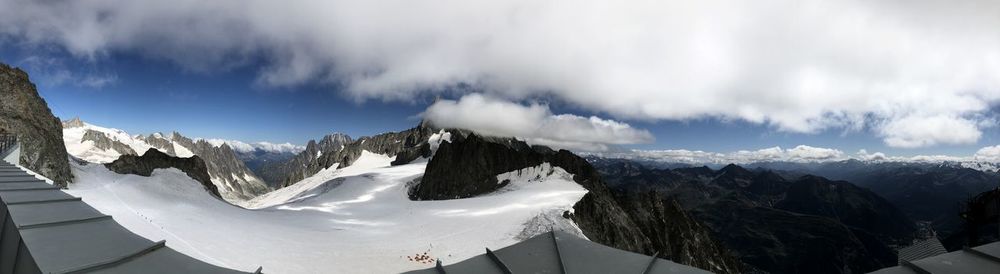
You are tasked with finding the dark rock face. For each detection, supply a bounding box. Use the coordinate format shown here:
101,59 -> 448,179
170,134 -> 270,200
775,175 -> 916,244
592,159 -> 917,274
274,123 -> 437,188
104,149 -> 221,198
141,134 -> 176,155
618,191 -> 747,273
412,133 -> 544,199
696,199 -> 890,274
256,133 -> 353,187
748,160 -> 1000,250
415,132 -> 744,274
81,129 -> 137,156
0,63 -> 73,186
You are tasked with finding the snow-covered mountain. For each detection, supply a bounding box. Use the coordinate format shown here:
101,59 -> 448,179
63,136 -> 590,273
62,119 -> 270,202
60,121 -> 741,273
195,138 -> 307,188
260,122 -> 437,188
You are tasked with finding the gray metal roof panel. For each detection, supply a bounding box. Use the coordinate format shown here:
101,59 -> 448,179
971,242 -> 1000,258
0,189 -> 75,204
0,176 -> 41,183
0,181 -> 56,190
910,249 -> 998,274
554,231 -> 656,274
0,165 -> 253,274
409,231 -> 713,274
492,232 -> 563,274
553,231 -> 712,274
88,247 -> 248,274
436,249 -> 506,274
7,200 -> 106,227
867,266 -> 920,274
18,218 -> 156,273
19,219 -> 161,273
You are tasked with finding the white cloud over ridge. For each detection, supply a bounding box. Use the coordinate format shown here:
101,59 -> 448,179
975,145 -> 1000,162
201,138 -> 306,154
604,144 -> 1000,168
423,94 -> 653,151
3,0 -> 1000,148
618,145 -> 848,165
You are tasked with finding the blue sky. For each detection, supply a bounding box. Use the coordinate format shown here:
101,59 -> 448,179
3,47 -> 996,157
2,1 -> 999,158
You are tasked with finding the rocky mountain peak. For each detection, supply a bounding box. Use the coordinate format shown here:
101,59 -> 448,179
62,117 -> 85,128
0,62 -> 73,185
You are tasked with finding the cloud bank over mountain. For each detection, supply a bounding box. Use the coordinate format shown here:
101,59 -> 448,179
600,144 -> 1000,166
201,138 -> 306,154
3,0 -> 999,148
423,94 -> 653,151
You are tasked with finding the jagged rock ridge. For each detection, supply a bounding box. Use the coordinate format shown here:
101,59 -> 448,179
412,132 -> 745,274
104,149 -> 221,198
81,129 -> 136,156
171,133 -> 270,200
269,122 -> 436,188
0,63 -> 73,185
63,121 -> 270,202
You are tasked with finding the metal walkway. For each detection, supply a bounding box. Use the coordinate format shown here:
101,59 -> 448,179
868,241 -> 1000,274
0,135 -> 256,274
404,231 -> 713,274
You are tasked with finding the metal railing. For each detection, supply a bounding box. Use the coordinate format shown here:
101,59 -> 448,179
0,134 -> 16,154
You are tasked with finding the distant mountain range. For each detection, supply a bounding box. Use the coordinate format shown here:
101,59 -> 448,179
588,157 -> 918,274
744,160 -> 1000,250
62,118 -> 270,202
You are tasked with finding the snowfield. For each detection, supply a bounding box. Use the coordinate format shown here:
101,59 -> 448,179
63,122 -> 270,204
64,150 -> 589,273
63,123 -> 156,163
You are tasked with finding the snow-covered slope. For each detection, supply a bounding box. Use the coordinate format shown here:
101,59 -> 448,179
63,121 -> 270,202
66,150 -> 589,273
64,122 -> 155,163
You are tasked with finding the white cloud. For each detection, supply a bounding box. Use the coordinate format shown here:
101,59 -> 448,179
879,115 -> 982,148
974,145 -> 1000,162
786,145 -> 845,161
609,145 -> 847,165
423,94 -> 653,151
602,145 -> 1000,166
200,138 -> 305,154
3,0 -> 1000,147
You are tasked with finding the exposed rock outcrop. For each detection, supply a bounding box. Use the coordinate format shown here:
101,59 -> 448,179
105,149 -> 221,198
142,134 -> 176,155
274,122 -> 437,188
414,132 -> 744,274
81,129 -> 137,156
171,134 -> 270,200
256,133 -> 353,187
61,117 -> 85,128
619,192 -> 747,273
0,63 -> 72,186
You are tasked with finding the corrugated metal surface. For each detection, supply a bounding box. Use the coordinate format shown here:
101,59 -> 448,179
897,237 -> 948,264
869,241 -> 1000,274
404,231 -> 713,274
1,151 -> 254,273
